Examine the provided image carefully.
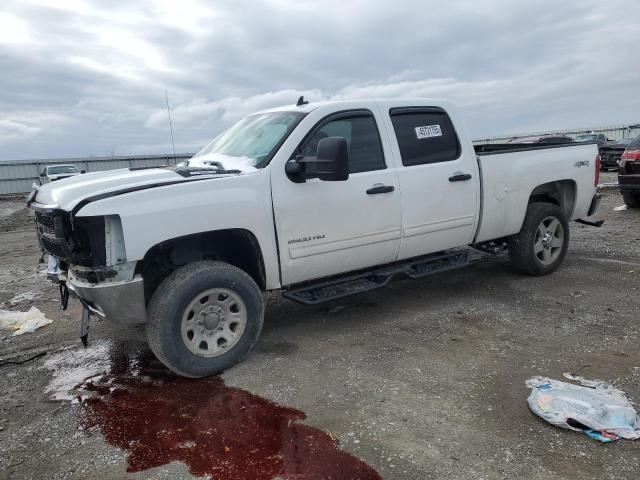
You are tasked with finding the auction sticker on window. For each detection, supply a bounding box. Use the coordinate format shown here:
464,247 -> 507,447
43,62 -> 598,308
415,124 -> 442,139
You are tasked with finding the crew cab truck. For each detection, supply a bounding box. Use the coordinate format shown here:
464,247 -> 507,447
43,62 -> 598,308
29,99 -> 602,377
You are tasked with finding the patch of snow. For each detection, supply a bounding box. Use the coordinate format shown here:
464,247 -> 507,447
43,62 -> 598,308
0,306 -> 52,335
44,341 -> 113,401
177,441 -> 196,449
0,205 -> 23,218
6,291 -> 38,305
613,204 -> 628,211
188,153 -> 258,172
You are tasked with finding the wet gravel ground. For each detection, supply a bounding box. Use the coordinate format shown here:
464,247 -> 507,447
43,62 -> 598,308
1,172 -> 639,479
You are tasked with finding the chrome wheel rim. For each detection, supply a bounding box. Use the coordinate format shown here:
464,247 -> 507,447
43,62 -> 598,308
180,288 -> 247,358
534,216 -> 564,266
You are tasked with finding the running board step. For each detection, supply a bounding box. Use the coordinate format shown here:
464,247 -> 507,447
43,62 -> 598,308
283,249 -> 480,305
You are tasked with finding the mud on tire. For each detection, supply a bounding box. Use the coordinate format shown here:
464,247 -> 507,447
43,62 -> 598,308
147,261 -> 264,378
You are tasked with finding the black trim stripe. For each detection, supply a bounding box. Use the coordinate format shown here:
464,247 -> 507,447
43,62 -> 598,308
70,176 -> 220,217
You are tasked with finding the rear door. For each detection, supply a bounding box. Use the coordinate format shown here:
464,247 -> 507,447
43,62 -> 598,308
271,107 -> 402,286
378,102 -> 480,260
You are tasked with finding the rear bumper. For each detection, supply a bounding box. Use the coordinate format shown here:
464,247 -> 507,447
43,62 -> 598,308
67,274 -> 147,324
619,174 -> 640,194
587,193 -> 602,217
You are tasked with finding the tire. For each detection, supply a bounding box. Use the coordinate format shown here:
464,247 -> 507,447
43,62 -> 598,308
622,193 -> 640,208
147,261 -> 264,378
508,202 -> 570,276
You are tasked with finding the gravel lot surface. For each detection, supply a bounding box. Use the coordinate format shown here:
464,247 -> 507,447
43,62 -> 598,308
1,172 -> 639,479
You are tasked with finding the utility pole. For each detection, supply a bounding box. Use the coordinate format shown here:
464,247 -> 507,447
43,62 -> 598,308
165,89 -> 177,162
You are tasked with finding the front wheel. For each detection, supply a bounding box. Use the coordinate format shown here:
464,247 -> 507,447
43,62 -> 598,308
147,261 -> 264,378
508,202 -> 569,276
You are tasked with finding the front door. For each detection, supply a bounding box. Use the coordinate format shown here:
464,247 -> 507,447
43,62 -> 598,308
271,108 -> 402,286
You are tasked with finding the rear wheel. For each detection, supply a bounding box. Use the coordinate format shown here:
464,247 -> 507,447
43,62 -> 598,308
147,261 -> 264,378
622,192 -> 640,208
508,202 -> 569,276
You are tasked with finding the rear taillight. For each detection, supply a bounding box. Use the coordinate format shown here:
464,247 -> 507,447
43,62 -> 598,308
595,154 -> 600,187
621,149 -> 640,161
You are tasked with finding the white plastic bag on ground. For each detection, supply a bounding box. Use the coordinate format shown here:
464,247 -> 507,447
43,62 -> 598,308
0,307 -> 52,335
526,375 -> 640,442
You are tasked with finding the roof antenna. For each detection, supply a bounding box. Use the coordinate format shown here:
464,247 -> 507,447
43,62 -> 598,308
165,89 -> 177,162
296,95 -> 309,107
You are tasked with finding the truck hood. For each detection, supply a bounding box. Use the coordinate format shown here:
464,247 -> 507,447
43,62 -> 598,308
33,167 -> 232,211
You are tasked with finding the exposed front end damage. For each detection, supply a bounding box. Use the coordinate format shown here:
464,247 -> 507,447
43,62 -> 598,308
31,201 -> 148,325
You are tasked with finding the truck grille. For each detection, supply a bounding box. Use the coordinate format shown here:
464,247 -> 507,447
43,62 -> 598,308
34,211 -> 71,260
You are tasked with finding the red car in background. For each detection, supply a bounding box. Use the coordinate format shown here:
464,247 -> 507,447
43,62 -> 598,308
619,136 -> 640,208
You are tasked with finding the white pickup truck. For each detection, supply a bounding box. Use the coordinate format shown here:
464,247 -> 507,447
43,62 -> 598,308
29,98 -> 602,377
39,164 -> 83,184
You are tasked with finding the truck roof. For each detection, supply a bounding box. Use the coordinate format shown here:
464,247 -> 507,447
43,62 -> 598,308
254,98 -> 449,116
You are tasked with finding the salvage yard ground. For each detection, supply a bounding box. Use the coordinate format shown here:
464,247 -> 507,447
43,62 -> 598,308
1,172 -> 639,479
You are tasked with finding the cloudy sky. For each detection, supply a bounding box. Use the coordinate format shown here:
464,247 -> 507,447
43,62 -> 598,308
0,0 -> 638,160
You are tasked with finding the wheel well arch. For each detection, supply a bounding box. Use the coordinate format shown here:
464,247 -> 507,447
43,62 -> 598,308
137,229 -> 266,306
528,179 -> 577,219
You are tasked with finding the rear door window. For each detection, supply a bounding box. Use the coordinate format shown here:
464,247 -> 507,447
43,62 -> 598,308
390,108 -> 461,166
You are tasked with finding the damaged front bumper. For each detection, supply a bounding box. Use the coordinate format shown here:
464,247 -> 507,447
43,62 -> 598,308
67,270 -> 147,324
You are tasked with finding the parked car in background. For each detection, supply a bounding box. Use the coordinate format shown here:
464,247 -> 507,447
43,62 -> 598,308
574,133 -> 609,147
619,135 -> 640,208
600,135 -> 639,171
40,164 -> 83,183
40,164 -> 83,184
508,134 -> 573,144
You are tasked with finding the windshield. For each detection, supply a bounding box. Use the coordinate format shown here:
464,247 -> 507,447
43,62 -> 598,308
575,134 -> 596,141
189,111 -> 305,171
48,165 -> 78,174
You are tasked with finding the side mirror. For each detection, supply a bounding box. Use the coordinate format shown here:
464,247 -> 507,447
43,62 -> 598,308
316,137 -> 349,181
285,137 -> 349,182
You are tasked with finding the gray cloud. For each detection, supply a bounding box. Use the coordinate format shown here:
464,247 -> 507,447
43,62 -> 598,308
0,0 -> 638,159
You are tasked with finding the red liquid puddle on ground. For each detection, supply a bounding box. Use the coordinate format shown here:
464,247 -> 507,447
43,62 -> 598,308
69,341 -> 381,480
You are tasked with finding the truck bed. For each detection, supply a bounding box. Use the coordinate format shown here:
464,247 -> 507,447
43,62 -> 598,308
473,142 -> 599,243
474,142 -> 583,155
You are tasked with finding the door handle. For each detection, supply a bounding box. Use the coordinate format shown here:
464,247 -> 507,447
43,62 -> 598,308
449,173 -> 472,182
366,185 -> 395,195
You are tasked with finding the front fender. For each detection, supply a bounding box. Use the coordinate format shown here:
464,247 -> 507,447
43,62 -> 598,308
75,170 -> 281,289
